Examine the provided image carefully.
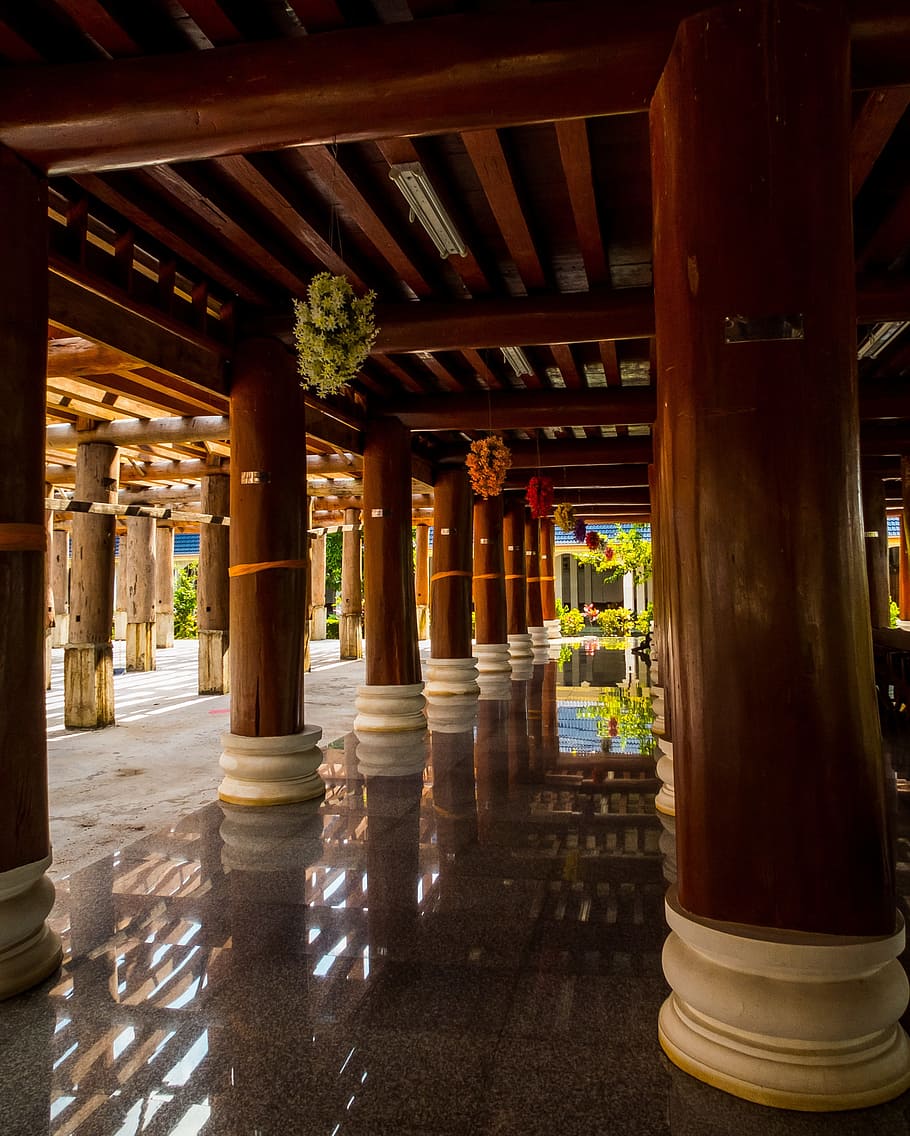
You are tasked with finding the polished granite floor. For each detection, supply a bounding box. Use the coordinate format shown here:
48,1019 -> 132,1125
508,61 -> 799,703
3,640 -> 910,1135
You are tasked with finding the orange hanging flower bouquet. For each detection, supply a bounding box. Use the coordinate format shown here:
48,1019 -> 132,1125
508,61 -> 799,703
467,436 -> 511,498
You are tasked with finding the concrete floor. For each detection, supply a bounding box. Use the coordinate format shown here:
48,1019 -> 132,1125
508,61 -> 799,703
45,637 -> 385,878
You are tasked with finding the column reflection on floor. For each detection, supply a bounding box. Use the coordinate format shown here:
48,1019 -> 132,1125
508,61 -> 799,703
5,638 -> 910,1133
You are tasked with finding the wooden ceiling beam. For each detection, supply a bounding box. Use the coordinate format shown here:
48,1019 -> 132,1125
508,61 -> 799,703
502,437 -> 652,468
556,118 -> 610,288
47,415 -> 229,448
536,487 -> 651,507
382,387 -> 655,430
504,465 -> 650,489
851,88 -> 910,197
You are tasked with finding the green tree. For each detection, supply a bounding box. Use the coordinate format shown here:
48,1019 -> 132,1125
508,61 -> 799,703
173,561 -> 198,639
325,532 -> 342,590
578,524 -> 652,615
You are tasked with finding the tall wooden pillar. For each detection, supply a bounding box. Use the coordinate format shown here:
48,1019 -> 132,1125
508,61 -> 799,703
155,522 -> 175,648
340,507 -> 363,660
65,442 -> 118,727
51,525 -> 69,647
863,476 -> 890,629
124,515 -> 156,672
524,515 -> 546,647
473,495 -> 510,679
426,466 -> 478,722
310,529 -> 327,640
354,418 -> 425,735
900,513 -> 910,623
415,521 -> 430,640
199,471 -> 230,693
220,338 -> 323,805
113,528 -> 127,640
538,517 -> 559,638
651,0 -> 909,1108
0,148 -> 62,996
502,496 -> 534,677
44,484 -> 54,690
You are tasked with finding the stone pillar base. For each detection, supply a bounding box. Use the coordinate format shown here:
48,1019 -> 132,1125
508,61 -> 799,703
198,629 -> 230,694
355,728 -> 429,775
656,737 -> 675,817
51,614 -> 69,648
478,673 -> 513,701
507,632 -> 534,660
417,604 -> 429,641
475,642 -> 511,675
0,856 -> 62,1000
510,657 -> 534,682
64,642 -> 115,728
311,605 -> 327,641
425,657 -> 479,697
113,610 -> 127,641
126,621 -> 156,672
658,812 -> 677,884
425,694 -> 479,733
528,624 -> 549,648
354,683 -> 426,732
156,611 -> 174,649
219,798 -> 324,873
544,618 -> 561,639
219,727 -> 325,806
650,683 -> 665,732
660,889 -> 910,1112
339,613 -> 363,660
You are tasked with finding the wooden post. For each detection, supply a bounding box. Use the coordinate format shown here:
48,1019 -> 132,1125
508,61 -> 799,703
51,525 -> 69,647
310,528 -> 327,640
651,0 -> 909,1107
473,496 -> 511,678
113,527 -> 127,640
0,147 -> 62,996
124,515 -> 156,671
426,465 -> 478,716
65,442 -> 118,727
354,418 -> 425,735
503,496 -> 533,664
539,517 -> 559,638
340,507 -> 363,660
863,476 -> 891,628
221,338 -> 323,806
198,471 -> 230,694
415,521 -> 430,640
901,513 -> 910,622
155,522 -> 175,648
44,483 -> 54,690
524,515 -> 546,646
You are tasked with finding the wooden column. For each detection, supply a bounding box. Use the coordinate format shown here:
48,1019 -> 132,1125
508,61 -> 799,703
426,465 -> 478,713
65,442 -> 118,727
310,529 -> 327,640
473,496 -> 511,677
0,147 -> 62,995
51,525 -> 69,647
503,496 -> 533,664
222,338 -> 322,805
651,0 -> 909,1108
198,471 -> 230,694
124,515 -> 156,671
524,515 -> 545,644
113,528 -> 127,640
863,476 -> 890,629
44,484 -> 54,690
539,517 -> 559,637
340,507 -> 363,660
901,512 -> 910,622
304,497 -> 312,674
362,417 -> 421,686
415,521 -> 430,640
155,522 -> 175,648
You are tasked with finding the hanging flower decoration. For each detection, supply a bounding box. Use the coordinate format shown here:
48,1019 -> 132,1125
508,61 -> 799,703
586,530 -> 601,551
554,502 -> 575,533
574,518 -> 587,542
466,436 -> 511,498
526,475 -> 554,519
604,545 -> 615,562
294,272 -> 378,396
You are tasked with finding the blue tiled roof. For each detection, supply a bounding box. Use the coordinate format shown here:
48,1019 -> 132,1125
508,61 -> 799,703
888,515 -> 900,538
554,523 -> 651,546
175,533 -> 201,556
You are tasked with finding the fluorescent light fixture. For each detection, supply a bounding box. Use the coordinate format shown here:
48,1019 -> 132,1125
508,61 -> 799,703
501,346 -> 533,378
389,162 -> 467,258
857,321 -> 910,360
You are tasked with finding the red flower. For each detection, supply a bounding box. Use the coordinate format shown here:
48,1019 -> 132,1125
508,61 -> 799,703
585,531 -> 600,550
608,717 -> 619,737
526,476 -> 554,519
604,546 -> 615,561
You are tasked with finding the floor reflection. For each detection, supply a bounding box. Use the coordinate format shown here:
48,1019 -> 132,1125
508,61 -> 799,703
3,640 -> 909,1134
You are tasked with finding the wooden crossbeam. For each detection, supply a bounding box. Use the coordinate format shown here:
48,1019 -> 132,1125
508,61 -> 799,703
46,497 -> 228,525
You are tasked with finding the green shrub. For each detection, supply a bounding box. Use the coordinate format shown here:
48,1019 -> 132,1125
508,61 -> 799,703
326,614 -> 339,640
559,606 -> 585,635
174,562 -> 198,639
890,599 -> 900,629
632,602 -> 654,635
597,606 -> 631,635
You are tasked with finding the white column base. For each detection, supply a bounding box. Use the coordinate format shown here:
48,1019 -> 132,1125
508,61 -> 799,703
478,673 -> 513,701
509,657 -> 534,682
0,855 -> 62,1000
507,632 -> 534,660
543,618 -> 561,640
219,798 -> 324,873
219,727 -> 325,806
660,888 -> 910,1111
658,812 -> 677,883
113,610 -> 127,641
655,737 -> 675,817
156,611 -> 175,649
51,613 -> 69,648
355,728 -> 429,775
425,657 -> 479,697
528,625 -> 549,648
474,642 -> 512,675
311,605 -> 327,641
354,682 -> 426,733
425,693 -> 479,733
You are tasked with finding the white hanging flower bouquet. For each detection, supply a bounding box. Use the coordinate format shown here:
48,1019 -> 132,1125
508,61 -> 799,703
293,272 -> 378,396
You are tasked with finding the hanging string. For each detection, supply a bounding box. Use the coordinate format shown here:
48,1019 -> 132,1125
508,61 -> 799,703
328,137 -> 343,260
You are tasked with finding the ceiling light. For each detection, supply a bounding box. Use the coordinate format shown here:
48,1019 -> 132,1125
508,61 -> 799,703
857,322 -> 910,360
501,346 -> 533,378
389,162 -> 466,258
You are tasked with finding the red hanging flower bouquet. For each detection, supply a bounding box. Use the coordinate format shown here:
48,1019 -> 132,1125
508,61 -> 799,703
526,475 -> 554,519
586,530 -> 601,551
